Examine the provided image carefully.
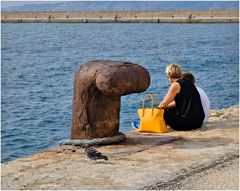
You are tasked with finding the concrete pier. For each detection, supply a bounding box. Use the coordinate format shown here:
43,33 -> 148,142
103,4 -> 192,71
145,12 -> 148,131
1,10 -> 239,23
1,105 -> 239,190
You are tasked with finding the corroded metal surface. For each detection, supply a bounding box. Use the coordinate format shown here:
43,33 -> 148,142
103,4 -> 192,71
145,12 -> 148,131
71,60 -> 150,139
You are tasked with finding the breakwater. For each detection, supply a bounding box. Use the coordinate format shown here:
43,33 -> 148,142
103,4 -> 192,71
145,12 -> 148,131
1,10 -> 239,23
1,105 -> 239,190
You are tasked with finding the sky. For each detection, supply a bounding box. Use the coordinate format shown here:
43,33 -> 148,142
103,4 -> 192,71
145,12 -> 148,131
1,0 -> 237,8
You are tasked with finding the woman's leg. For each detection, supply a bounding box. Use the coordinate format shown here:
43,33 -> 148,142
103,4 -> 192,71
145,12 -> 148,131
164,108 -> 182,130
164,108 -> 203,131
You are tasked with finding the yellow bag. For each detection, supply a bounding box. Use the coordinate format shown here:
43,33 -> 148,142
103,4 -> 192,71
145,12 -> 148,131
138,94 -> 168,133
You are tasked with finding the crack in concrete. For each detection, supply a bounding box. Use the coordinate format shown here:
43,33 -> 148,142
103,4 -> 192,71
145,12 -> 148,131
146,154 -> 239,190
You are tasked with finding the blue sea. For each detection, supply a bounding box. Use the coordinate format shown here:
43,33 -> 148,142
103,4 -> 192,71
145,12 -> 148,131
1,23 -> 239,163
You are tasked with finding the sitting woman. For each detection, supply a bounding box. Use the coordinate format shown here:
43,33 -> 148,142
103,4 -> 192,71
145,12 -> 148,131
159,64 -> 205,131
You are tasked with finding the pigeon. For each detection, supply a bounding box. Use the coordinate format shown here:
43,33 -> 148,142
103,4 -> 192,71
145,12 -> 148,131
85,146 -> 108,161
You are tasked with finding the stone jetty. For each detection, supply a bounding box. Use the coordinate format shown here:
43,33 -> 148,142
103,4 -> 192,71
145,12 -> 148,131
1,10 -> 239,23
1,105 -> 239,190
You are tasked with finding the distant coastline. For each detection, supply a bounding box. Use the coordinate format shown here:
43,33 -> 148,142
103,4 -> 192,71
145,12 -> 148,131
1,10 -> 239,23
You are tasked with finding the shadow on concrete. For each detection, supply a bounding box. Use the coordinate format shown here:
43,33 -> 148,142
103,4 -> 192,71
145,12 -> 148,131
175,137 -> 235,149
106,133 -> 181,156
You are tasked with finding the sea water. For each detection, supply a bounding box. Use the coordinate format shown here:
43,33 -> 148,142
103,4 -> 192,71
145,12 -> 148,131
1,23 -> 239,162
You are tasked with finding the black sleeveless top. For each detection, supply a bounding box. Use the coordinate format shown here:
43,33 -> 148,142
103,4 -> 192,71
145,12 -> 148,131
175,79 -> 205,122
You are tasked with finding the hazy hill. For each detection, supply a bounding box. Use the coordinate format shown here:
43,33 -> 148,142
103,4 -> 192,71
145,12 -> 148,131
1,1 -> 239,12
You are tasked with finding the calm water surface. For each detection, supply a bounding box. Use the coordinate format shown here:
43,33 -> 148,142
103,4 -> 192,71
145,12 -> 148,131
1,23 -> 239,162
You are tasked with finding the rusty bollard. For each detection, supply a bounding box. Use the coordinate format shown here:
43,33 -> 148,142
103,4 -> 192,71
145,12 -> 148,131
60,60 -> 150,146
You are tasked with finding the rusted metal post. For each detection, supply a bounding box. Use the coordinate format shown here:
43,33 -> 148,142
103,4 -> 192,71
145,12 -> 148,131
71,60 -> 150,140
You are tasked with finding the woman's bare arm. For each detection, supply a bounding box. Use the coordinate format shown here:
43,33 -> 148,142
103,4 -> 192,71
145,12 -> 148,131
166,101 -> 176,108
159,82 -> 180,109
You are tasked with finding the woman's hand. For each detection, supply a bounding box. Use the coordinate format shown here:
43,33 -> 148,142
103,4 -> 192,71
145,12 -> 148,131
159,101 -> 176,109
158,102 -> 167,109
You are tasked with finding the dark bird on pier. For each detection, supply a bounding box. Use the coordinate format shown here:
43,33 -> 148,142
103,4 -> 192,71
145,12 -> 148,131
85,146 -> 108,161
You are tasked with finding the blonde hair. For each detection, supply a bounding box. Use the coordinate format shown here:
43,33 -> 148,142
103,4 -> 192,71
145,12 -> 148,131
165,63 -> 182,78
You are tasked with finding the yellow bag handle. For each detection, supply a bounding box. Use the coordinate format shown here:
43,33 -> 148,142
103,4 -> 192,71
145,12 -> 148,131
142,94 -> 153,109
141,94 -> 153,117
151,94 -> 159,108
141,94 -> 159,117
